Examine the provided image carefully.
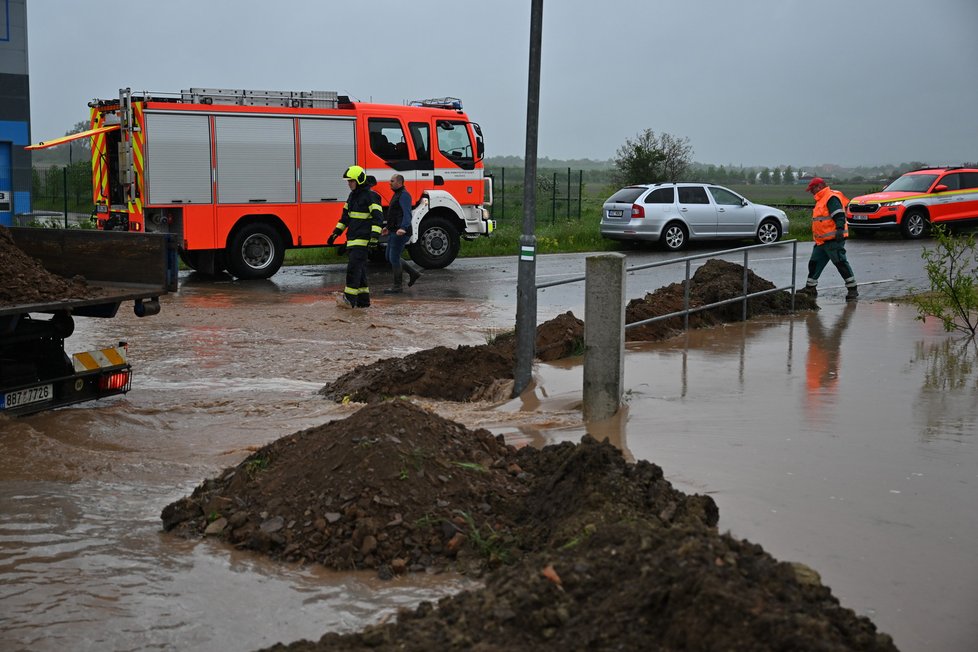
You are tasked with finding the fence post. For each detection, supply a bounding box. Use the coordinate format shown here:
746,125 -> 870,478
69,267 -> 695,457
583,253 -> 626,421
500,167 -> 505,222
566,167 -> 571,220
551,171 -> 557,223
62,166 -> 68,228
578,169 -> 583,220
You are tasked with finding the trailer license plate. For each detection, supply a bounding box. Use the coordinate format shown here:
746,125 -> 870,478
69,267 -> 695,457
2,384 -> 54,410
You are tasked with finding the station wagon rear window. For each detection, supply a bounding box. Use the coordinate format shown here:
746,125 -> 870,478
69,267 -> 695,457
644,187 -> 674,204
607,187 -> 646,203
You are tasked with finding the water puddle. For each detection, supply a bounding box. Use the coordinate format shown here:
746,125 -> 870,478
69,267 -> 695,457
2,284 -> 975,651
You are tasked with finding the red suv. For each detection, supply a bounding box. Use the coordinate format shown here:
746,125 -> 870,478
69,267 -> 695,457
846,167 -> 978,238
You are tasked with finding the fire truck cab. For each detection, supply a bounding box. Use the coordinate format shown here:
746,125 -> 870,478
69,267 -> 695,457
86,88 -> 494,279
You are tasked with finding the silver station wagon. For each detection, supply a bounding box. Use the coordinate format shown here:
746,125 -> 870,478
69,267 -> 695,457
600,183 -> 789,251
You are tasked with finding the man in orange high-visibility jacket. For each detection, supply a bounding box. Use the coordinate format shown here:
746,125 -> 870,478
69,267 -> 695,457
799,177 -> 859,302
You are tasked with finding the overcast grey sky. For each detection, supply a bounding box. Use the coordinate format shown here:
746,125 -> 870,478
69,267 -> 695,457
24,0 -> 978,168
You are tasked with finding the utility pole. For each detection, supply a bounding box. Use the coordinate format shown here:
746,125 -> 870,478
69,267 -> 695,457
513,0 -> 544,397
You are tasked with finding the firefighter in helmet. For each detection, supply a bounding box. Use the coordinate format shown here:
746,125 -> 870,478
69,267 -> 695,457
328,165 -> 384,308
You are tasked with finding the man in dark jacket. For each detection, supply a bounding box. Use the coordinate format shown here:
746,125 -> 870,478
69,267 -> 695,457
328,165 -> 383,308
382,174 -> 422,294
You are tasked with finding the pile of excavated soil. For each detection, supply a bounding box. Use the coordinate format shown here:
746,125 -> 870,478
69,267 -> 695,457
161,401 -> 715,578
266,522 -> 895,652
321,260 -> 815,403
319,311 -> 584,404
162,401 -> 894,651
0,225 -> 96,306
625,258 -> 816,341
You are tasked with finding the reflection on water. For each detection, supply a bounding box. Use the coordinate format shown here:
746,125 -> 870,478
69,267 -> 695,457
520,302 -> 978,652
914,337 -> 978,442
803,302 -> 856,422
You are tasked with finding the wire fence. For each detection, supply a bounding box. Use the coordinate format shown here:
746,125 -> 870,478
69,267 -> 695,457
17,162 -> 94,227
487,167 -> 586,224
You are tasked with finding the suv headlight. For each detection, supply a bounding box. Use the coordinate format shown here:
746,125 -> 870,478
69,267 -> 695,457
880,200 -> 904,207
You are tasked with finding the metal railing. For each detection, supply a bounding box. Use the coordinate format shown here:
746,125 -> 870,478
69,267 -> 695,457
537,240 -> 799,331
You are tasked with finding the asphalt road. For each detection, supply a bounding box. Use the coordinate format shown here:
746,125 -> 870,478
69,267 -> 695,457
270,236 -> 935,325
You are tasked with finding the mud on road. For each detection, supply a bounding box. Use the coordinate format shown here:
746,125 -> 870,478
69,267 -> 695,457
6,233 -> 885,650
163,400 -> 893,652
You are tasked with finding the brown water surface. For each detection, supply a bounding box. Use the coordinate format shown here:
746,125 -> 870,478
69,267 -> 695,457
1,273 -> 975,651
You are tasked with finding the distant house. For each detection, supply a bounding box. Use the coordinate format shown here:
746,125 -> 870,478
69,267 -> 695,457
797,174 -> 834,185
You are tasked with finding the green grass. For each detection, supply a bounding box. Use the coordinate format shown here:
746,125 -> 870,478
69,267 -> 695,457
282,200 -> 815,268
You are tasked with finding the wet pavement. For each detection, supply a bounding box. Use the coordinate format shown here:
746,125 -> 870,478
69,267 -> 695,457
1,242 -> 976,651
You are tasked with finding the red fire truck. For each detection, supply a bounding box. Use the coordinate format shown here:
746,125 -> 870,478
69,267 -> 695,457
43,88 -> 495,279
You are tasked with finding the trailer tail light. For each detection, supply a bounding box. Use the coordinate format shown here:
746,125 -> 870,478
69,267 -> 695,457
631,204 -> 645,219
99,370 -> 131,392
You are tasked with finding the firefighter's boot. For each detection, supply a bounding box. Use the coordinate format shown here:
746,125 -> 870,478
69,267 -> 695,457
846,286 -> 859,302
798,285 -> 817,299
383,270 -> 403,294
403,260 -> 422,287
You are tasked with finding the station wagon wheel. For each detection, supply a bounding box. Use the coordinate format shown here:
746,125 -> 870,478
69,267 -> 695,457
755,218 -> 782,244
661,222 -> 688,251
900,209 -> 928,239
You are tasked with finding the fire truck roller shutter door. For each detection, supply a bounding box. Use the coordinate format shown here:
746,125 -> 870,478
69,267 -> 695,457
298,118 -> 355,202
215,116 -> 295,204
143,112 -> 213,204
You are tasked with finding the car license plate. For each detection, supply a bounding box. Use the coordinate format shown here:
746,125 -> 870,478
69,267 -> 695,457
607,209 -> 624,217
850,215 -> 868,221
2,384 -> 54,410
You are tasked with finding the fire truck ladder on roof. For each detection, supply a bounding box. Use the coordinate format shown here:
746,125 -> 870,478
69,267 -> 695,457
180,88 -> 340,109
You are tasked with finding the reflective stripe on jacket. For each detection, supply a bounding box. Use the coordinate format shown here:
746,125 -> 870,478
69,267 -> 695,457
812,187 -> 849,245
333,186 -> 384,247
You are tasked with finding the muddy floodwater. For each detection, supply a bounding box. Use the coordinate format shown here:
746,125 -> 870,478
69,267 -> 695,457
1,261 -> 977,651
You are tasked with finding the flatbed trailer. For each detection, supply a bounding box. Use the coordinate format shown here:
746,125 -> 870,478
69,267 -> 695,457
0,228 -> 177,416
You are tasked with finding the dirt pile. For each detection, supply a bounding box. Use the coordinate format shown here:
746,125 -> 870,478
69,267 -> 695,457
163,401 -> 894,650
321,261 -> 814,404
161,401 -> 716,577
269,522 -> 895,652
0,225 -> 96,306
626,258 -> 817,341
319,312 -> 584,403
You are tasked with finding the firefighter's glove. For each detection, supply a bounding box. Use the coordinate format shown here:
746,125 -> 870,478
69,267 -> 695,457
327,233 -> 338,246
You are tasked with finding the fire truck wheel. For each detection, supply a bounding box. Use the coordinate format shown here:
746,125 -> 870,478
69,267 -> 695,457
226,223 -> 285,280
409,215 -> 461,269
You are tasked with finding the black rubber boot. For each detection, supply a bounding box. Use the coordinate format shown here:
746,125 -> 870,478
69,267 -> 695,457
846,286 -> 859,302
383,270 -> 403,294
798,285 -> 817,298
403,260 -> 422,287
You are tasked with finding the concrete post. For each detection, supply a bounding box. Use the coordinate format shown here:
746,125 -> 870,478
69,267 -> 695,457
583,253 -> 625,421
